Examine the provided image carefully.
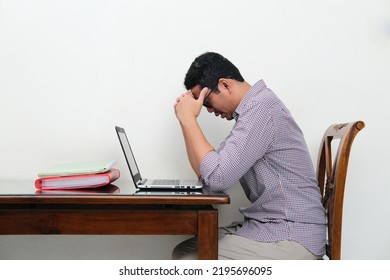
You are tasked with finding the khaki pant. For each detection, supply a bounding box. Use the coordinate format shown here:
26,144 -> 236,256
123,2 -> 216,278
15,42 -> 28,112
172,224 -> 320,260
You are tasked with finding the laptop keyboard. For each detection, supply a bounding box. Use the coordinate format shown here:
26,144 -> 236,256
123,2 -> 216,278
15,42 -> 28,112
152,179 -> 180,185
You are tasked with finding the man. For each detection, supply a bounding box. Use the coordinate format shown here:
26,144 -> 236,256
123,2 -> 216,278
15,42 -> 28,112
173,52 -> 326,260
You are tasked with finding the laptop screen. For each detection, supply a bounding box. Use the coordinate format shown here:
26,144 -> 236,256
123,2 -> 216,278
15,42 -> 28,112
115,126 -> 142,184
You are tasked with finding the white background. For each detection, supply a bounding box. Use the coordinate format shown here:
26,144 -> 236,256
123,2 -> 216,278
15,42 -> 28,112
0,0 -> 389,259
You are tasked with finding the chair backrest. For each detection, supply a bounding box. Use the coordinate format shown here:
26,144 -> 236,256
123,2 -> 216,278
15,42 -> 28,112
316,120 -> 365,260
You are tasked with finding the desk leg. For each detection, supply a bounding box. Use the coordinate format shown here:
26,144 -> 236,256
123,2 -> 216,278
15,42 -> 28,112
197,210 -> 218,260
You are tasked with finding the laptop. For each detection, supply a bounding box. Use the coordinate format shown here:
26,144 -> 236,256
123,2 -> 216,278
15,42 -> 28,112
134,190 -> 203,196
115,126 -> 203,190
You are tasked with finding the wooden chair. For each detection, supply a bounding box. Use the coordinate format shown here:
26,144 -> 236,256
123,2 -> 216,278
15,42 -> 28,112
316,120 -> 365,259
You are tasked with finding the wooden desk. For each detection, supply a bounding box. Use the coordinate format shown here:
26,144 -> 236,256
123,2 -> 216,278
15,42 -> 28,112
0,181 -> 230,259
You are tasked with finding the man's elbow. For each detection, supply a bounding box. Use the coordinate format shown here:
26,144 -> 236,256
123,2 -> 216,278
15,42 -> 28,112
203,173 -> 233,192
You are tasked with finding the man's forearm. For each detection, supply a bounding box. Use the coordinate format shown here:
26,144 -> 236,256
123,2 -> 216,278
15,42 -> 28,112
180,119 -> 214,178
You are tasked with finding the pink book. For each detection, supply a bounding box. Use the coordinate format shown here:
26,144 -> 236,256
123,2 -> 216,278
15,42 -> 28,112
35,168 -> 120,190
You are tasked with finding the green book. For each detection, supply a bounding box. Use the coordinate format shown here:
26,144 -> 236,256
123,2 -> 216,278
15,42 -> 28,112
37,160 -> 117,178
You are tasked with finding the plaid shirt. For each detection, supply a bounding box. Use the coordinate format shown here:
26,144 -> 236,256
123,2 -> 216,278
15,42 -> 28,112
200,80 -> 326,256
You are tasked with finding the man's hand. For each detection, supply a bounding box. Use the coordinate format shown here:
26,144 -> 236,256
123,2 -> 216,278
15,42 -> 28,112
174,87 -> 208,123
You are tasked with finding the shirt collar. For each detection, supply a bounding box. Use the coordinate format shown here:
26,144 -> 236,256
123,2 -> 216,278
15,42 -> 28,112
234,79 -> 267,121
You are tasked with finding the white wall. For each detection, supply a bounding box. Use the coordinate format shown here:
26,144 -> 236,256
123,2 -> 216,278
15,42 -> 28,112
0,0 -> 389,259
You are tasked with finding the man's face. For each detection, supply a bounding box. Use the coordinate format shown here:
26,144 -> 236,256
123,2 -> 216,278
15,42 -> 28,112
191,85 -> 235,121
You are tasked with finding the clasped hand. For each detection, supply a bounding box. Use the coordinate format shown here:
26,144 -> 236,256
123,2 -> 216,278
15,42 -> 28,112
174,87 -> 208,123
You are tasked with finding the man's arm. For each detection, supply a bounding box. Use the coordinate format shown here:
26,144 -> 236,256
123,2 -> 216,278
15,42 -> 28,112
179,118 -> 214,177
174,89 -> 214,177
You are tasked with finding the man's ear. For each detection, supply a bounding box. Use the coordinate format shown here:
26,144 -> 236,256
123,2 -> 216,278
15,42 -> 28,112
218,78 -> 232,94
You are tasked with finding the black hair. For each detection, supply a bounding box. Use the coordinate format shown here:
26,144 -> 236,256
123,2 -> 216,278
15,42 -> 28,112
184,52 -> 244,92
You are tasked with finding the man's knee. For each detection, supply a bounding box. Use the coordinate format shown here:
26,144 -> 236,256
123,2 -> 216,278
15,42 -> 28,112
171,237 -> 198,260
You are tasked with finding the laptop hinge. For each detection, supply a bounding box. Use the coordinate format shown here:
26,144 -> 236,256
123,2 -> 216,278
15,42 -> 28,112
138,178 -> 147,185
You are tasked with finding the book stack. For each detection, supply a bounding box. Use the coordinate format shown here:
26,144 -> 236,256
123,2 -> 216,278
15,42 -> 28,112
35,160 -> 120,190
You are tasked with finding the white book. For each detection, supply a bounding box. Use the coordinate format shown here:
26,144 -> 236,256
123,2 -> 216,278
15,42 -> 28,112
37,160 -> 117,178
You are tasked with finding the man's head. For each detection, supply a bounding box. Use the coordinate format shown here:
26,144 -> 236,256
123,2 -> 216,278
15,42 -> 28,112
184,52 -> 248,120
184,52 -> 244,92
